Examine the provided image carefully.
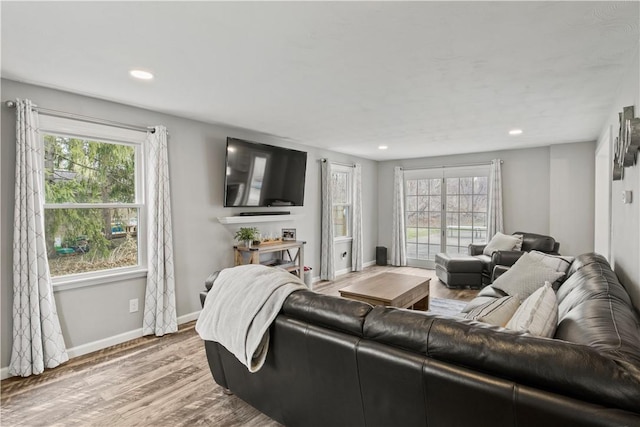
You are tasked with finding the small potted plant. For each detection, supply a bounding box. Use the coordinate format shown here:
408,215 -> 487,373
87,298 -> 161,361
235,227 -> 259,248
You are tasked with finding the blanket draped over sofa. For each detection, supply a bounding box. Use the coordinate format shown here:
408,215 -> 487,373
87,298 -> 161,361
195,264 -> 305,372
198,253 -> 640,426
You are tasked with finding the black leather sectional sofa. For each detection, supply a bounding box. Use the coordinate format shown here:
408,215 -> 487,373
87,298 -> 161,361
200,253 -> 640,426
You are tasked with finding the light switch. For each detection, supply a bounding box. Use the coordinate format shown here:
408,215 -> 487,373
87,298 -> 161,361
622,190 -> 632,204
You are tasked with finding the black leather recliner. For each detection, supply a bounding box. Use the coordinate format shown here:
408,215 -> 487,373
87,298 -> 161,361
469,231 -> 560,284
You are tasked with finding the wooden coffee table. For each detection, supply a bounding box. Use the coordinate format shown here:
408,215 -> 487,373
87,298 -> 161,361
338,272 -> 430,310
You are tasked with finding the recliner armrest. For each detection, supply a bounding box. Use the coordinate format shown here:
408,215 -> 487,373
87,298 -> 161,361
468,243 -> 486,256
492,265 -> 510,281
491,250 -> 524,268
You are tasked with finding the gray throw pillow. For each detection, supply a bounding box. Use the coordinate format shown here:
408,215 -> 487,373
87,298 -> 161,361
492,252 -> 565,300
483,232 -> 522,256
528,250 -> 574,289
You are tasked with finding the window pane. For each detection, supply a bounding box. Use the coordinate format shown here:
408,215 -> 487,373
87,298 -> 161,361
460,177 -> 473,194
406,179 -> 418,196
446,195 -> 458,212
417,196 -> 429,212
406,228 -> 417,243
331,172 -> 348,204
333,206 -> 348,237
459,195 -> 472,212
406,243 -> 418,258
406,212 -> 418,228
429,228 -> 441,245
417,228 -> 429,244
44,135 -> 135,204
418,212 -> 429,228
446,178 -> 459,194
473,195 -> 487,212
45,208 -> 138,277
406,196 -> 417,212
429,196 -> 441,212
429,212 -> 441,228
430,179 -> 441,195
417,179 -> 429,195
474,176 -> 488,194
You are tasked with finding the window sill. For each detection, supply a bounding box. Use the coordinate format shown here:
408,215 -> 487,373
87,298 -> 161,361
53,268 -> 148,292
334,237 -> 353,244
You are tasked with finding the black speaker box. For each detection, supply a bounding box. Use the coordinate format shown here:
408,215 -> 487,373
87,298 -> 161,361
376,246 -> 387,266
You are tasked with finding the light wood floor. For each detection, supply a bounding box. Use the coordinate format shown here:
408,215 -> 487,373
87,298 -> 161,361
0,266 -> 476,426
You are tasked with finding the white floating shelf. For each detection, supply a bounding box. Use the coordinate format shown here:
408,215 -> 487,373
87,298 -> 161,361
217,214 -> 304,225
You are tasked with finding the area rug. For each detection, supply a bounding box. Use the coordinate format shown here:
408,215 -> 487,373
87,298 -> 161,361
428,298 -> 468,317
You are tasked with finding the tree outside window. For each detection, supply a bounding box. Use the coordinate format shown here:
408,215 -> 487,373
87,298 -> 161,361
41,122 -> 144,278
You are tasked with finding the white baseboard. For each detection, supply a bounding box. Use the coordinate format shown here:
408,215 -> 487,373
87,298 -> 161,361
335,260 -> 377,277
0,311 -> 202,380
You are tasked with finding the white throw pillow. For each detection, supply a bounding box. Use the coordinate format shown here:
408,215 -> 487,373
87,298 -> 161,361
492,252 -> 565,300
483,232 -> 523,256
506,281 -> 558,337
463,295 -> 521,327
513,234 -> 524,251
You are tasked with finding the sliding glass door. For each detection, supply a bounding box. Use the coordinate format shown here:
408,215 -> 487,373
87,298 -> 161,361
405,165 -> 489,268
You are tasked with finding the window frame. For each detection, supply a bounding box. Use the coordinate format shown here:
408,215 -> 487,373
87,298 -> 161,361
331,164 -> 353,241
39,115 -> 148,290
403,164 -> 490,267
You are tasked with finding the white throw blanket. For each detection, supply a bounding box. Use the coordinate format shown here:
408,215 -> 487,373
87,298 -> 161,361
195,264 -> 306,372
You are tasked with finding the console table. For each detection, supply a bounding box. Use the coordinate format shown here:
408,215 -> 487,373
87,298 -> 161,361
234,240 -> 306,278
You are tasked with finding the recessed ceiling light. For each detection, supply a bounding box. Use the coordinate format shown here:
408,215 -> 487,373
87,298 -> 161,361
378,145 -> 388,150
509,129 -> 523,135
129,69 -> 154,80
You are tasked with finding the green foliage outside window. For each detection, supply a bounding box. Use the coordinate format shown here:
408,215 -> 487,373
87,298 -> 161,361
43,134 -> 139,276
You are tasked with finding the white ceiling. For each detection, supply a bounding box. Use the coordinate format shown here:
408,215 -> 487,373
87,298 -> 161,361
2,1 -> 639,161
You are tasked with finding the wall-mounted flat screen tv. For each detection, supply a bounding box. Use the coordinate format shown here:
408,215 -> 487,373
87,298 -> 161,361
224,137 -> 308,207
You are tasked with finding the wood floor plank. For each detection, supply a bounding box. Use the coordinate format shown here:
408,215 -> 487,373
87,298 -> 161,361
1,265 -> 475,426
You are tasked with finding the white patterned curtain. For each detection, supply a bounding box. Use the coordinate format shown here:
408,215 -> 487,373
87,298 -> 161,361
351,164 -> 363,271
487,158 -> 504,238
391,166 -> 407,266
320,160 -> 335,280
143,126 -> 177,336
10,99 -> 69,377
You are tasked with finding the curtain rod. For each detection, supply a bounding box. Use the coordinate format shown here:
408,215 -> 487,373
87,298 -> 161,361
4,100 -> 155,134
320,158 -> 355,168
401,160 -> 502,171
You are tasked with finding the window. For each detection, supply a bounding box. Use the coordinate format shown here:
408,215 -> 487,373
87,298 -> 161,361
39,116 -> 146,282
404,165 -> 489,267
331,165 -> 353,239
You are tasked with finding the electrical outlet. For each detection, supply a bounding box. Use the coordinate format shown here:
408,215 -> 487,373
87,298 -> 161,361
129,298 -> 139,313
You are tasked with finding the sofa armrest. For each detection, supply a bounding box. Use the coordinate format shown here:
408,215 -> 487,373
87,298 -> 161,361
491,250 -> 524,268
468,243 -> 486,256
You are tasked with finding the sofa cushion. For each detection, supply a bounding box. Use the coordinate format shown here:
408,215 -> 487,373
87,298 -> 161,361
506,282 -> 558,337
463,295 -> 520,327
492,253 -> 565,300
483,232 -> 523,256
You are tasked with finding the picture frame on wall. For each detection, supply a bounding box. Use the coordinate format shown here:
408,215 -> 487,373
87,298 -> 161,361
282,228 -> 296,241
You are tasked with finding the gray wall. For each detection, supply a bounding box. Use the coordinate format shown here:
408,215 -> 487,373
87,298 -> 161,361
377,144 -> 596,256
549,142 -> 596,256
596,45 -> 640,312
1,79 -> 379,371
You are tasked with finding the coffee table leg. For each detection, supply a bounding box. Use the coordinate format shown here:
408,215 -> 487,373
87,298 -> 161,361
412,295 -> 429,311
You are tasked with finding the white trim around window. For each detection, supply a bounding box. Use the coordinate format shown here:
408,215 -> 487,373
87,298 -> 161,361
39,115 -> 148,289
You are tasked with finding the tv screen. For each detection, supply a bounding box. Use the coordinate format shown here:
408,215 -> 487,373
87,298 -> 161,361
224,137 -> 307,207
